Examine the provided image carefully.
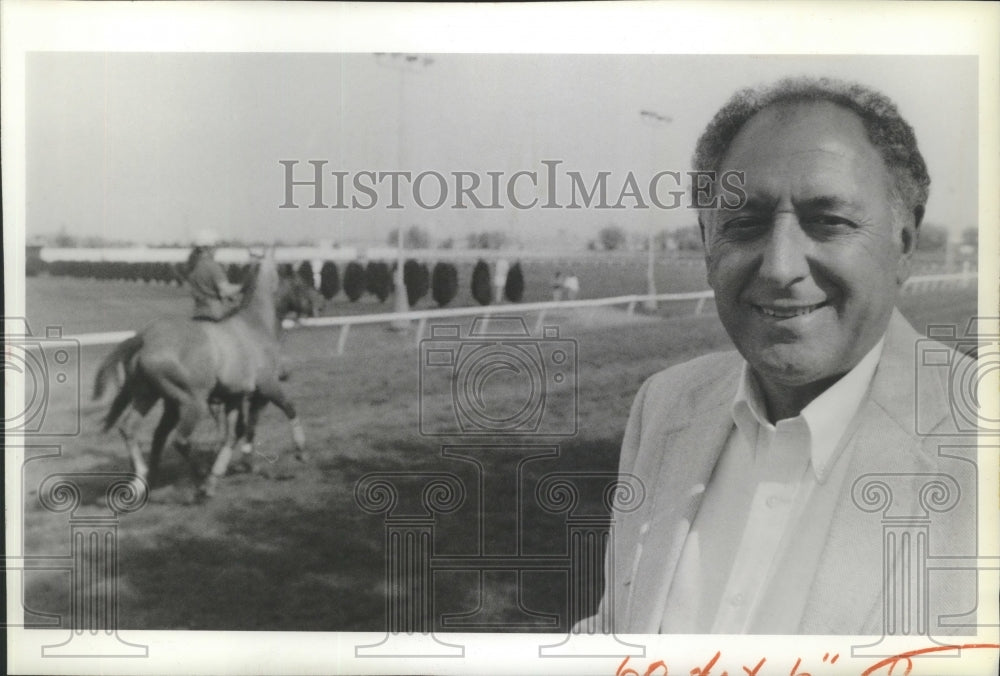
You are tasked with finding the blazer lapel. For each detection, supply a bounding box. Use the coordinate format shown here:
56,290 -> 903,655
627,390 -> 734,632
801,408 -> 929,633
800,310 -> 945,633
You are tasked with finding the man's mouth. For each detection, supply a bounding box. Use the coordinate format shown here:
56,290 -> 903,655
751,301 -> 829,319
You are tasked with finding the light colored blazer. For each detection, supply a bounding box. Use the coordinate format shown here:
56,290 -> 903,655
593,310 -> 978,634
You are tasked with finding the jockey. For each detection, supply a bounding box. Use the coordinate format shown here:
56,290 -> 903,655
185,233 -> 242,321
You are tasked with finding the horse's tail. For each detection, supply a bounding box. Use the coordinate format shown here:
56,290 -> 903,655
94,335 -> 145,431
93,334 -> 143,400
102,379 -> 135,433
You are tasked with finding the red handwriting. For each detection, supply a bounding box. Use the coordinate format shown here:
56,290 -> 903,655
691,651 -> 722,676
860,643 -> 1000,676
616,644 -> 999,676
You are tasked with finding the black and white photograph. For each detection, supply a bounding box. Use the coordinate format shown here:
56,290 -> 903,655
4,2 -> 999,675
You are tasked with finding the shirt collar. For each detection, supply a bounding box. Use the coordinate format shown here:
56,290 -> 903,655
731,337 -> 885,483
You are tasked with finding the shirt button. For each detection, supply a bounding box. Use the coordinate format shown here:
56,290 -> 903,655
730,593 -> 745,606
766,495 -> 779,508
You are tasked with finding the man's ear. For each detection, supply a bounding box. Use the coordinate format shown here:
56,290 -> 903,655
905,204 -> 925,252
896,205 -> 923,284
698,214 -> 714,287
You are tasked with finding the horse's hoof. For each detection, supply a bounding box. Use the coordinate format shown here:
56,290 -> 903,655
294,451 -> 310,463
129,479 -> 150,501
231,459 -> 255,475
197,477 -> 218,501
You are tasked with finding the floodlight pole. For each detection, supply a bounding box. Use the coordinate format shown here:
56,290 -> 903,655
375,53 -> 435,330
640,109 -> 672,311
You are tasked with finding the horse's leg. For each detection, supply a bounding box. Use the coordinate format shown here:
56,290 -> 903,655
166,395 -> 210,497
232,394 -> 257,474
171,435 -> 202,491
118,408 -> 147,484
208,398 -> 224,442
207,398 -> 240,480
147,400 -> 179,490
258,380 -> 307,462
118,389 -> 158,495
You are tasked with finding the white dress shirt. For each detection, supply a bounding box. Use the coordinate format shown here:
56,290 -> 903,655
660,338 -> 885,633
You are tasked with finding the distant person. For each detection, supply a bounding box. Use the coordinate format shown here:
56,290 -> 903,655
576,76 -> 976,635
185,241 -> 242,321
552,271 -> 564,301
562,272 -> 579,301
493,257 -> 510,304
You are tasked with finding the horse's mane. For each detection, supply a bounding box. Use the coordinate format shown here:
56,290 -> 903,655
233,260 -> 271,314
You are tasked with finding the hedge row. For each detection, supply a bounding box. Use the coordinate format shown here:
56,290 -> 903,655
44,258 -> 525,308
328,259 -> 523,307
46,260 -> 184,283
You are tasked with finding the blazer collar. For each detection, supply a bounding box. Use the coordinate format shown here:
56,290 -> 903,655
626,371 -> 736,631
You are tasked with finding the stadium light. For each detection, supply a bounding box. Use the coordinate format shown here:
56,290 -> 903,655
375,53 -> 435,330
640,109 -> 672,311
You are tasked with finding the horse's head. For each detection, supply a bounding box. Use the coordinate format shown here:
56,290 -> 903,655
278,276 -> 325,320
258,246 -> 280,295
238,246 -> 283,331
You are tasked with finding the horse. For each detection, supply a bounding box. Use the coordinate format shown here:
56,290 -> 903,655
276,272 -> 325,321
93,248 -> 308,499
203,271 -> 323,442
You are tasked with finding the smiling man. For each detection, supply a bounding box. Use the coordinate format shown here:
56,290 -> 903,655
704,93 -> 917,424
579,77 -> 978,635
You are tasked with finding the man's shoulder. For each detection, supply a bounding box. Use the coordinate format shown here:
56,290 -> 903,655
873,310 -> 975,434
646,349 -> 742,384
638,350 -> 742,411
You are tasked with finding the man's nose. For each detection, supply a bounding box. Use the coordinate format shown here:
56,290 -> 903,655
758,214 -> 811,285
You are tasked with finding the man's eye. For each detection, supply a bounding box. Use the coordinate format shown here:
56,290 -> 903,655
805,214 -> 857,228
720,217 -> 767,232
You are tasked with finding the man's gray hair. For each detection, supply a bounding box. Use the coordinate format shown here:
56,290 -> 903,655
692,76 -> 930,218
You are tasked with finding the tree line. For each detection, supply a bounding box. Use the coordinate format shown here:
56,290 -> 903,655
39,258 -> 526,308
313,259 -> 524,307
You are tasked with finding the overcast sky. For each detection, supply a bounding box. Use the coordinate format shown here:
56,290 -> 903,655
27,53 -> 977,247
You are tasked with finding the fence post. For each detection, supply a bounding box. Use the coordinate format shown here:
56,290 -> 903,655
337,324 -> 351,355
534,309 -> 547,335
415,317 -> 427,346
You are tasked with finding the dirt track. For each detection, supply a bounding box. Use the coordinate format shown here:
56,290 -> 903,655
16,276 -> 978,631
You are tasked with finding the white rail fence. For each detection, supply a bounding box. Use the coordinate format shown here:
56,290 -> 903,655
62,270 -> 977,353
